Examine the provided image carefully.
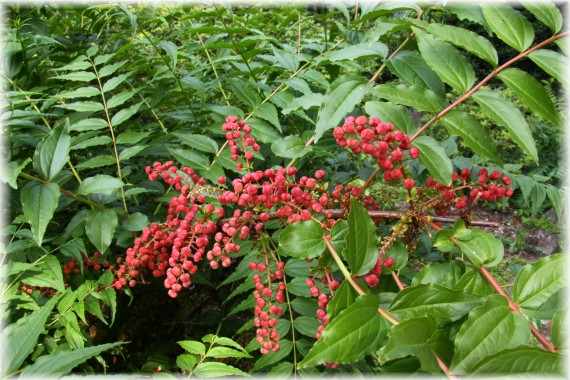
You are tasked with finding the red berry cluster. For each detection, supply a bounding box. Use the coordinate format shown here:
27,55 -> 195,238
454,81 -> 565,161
223,116 -> 261,171
425,168 -> 514,216
20,284 -> 57,297
250,259 -> 286,355
333,116 -> 420,184
363,256 -> 394,287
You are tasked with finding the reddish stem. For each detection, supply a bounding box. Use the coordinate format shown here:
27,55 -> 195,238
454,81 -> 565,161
391,271 -> 406,290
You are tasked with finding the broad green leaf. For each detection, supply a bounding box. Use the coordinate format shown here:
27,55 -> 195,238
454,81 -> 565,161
110,101 -> 142,127
291,297 -> 319,317
452,269 -> 495,297
122,212 -> 149,232
472,90 -> 538,163
21,255 -> 65,292
0,159 -> 30,189
546,185 -> 563,222
33,120 -> 71,180
267,362 -> 293,376
389,284 -> 484,325
447,5 -> 492,34
252,102 -> 280,131
70,118 -> 108,132
178,340 -> 206,356
206,347 -> 252,359
158,40 -> 178,69
119,145 -> 147,161
411,261 -> 464,288
471,346 -> 563,375
20,342 -> 125,377
382,241 -> 408,273
299,295 -> 388,368
481,4 -> 534,52
414,28 -> 475,93
421,22 -> 498,66
343,198 -> 378,276
373,84 -> 445,113
21,181 -> 60,245
551,309 -> 566,349
94,53 -> 115,66
294,316 -> 320,338
167,147 -> 209,170
78,174 -> 124,196
71,136 -> 112,150
54,58 -> 90,71
386,50 -> 445,97
364,101 -> 415,135
316,42 -> 388,65
450,295 -> 531,374
528,49 -> 566,86
326,280 -> 361,321
102,73 -> 132,92
116,131 -> 150,145
523,3 -> 563,34
314,74 -> 369,142
97,61 -> 127,78
441,110 -> 499,162
0,296 -> 60,375
55,101 -> 104,112
271,135 -> 312,159
411,136 -> 453,186
271,47 -> 299,72
176,354 -> 197,372
281,93 -> 323,115
247,117 -> 280,144
228,79 -> 261,108
53,71 -> 96,82
457,229 -> 504,268
53,87 -> 100,99
75,155 -> 115,170
105,90 -> 137,109
279,220 -> 325,259
85,208 -> 118,253
380,315 -> 440,372
512,253 -> 566,311
498,68 -> 560,125
529,183 -> 547,216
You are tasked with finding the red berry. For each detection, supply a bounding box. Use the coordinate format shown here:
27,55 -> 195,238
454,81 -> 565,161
384,257 -> 395,268
403,178 -> 415,190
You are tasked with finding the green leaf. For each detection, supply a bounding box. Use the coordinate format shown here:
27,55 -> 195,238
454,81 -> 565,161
206,347 -> 252,359
252,102 -> 280,131
167,147 -> 209,170
380,315 -> 440,372
252,339 -> 292,371
457,229 -> 504,268
523,2 -> 562,34
122,212 -> 149,232
98,62 -> 127,78
106,90 -> 138,109
271,135 -> 312,159
115,131 -> 150,145
71,136 -> 112,150
440,110 -> 499,161
364,101 -> 416,135
53,71 -> 96,82
433,230 -> 454,253
373,84 -> 445,113
314,74 -> 369,142
452,269 -> 495,297
54,87 -> 100,99
21,255 -> 65,293
102,73 -> 132,92
294,316 -> 320,338
316,42 -> 388,65
228,79 -> 261,108
247,117 -> 281,144
110,101 -> 142,127
449,295 -> 531,374
551,308 -> 566,349
55,101 -> 104,112
78,175 -> 124,196
546,185 -> 563,221
70,118 -> 108,132
0,296 -> 60,375
326,280 -> 360,320
343,198 -> 378,276
176,354 -> 197,372
291,297 -> 319,317
178,340 -> 206,356
268,362 -> 293,376
512,253 -> 566,312
75,155 -> 116,170
471,346 -> 563,375
413,28 -> 475,93
20,342 -> 125,377
94,53 -> 115,66
528,49 -> 565,86
298,295 -> 388,368
172,132 -> 218,154
382,241 -> 408,273
472,90 -> 538,163
85,208 -> 118,253
386,50 -> 445,97
279,220 -> 325,259
158,40 -> 178,69
21,181 -> 60,245
33,119 -> 71,181
411,261 -> 464,288
421,22 -> 498,66
481,4 -> 535,52
411,136 -> 453,186
389,284 -> 484,325
497,68 -> 560,125
119,145 -> 147,161
54,58 -> 90,71
330,219 -> 348,255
